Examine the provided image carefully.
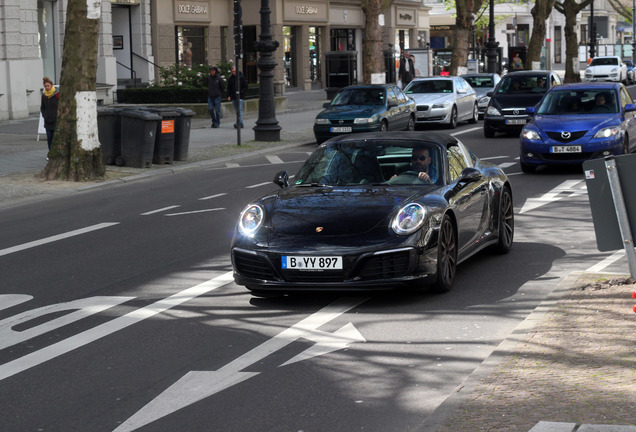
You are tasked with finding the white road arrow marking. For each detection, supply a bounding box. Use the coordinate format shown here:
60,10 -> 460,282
520,180 -> 585,214
113,296 -> 368,432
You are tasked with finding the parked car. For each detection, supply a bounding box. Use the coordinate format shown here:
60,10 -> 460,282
461,73 -> 501,118
403,76 -> 478,129
584,56 -> 628,84
313,84 -> 415,144
483,70 -> 562,137
231,132 -> 514,296
624,60 -> 635,84
519,82 -> 636,173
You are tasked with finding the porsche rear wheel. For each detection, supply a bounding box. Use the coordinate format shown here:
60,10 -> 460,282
492,186 -> 514,254
432,215 -> 457,293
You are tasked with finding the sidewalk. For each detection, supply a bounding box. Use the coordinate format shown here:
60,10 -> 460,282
1,87 -> 635,432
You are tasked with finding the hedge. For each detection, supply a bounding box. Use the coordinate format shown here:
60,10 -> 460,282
116,86 -> 260,104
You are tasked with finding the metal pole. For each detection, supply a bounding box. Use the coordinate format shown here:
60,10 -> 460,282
632,0 -> 635,64
234,0 -> 242,145
604,157 -> 636,278
485,0 -> 499,73
589,1 -> 596,59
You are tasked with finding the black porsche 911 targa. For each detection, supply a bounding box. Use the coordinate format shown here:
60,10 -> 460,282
231,132 -> 514,297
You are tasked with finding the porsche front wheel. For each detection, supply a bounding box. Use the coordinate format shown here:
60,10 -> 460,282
431,215 -> 457,293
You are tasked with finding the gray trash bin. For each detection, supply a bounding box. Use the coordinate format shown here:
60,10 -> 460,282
146,108 -> 179,164
97,108 -> 123,165
120,109 -> 161,168
174,108 -> 195,161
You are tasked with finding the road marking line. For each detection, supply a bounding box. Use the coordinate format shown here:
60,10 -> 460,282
225,163 -> 240,168
266,155 -> 284,164
0,272 -> 235,381
199,193 -> 227,201
481,156 -> 508,161
165,208 -> 225,216
0,223 -> 120,257
140,206 -> 180,216
246,182 -> 271,189
450,127 -> 481,136
498,162 -> 516,169
587,250 -> 626,272
520,180 -> 583,214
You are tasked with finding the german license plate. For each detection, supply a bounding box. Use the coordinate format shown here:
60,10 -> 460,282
282,256 -> 342,270
505,119 -> 526,125
330,126 -> 352,133
551,145 -> 582,153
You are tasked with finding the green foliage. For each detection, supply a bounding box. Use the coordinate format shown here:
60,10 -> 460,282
117,85 -> 261,104
149,63 -> 209,89
216,59 -> 234,80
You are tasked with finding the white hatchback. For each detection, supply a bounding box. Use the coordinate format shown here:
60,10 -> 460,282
585,56 -> 628,84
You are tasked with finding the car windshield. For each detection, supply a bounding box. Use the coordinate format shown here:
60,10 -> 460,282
590,57 -> 618,66
294,141 -> 443,186
405,80 -> 453,94
463,76 -> 493,88
536,89 -> 619,115
331,88 -> 385,106
497,75 -> 547,94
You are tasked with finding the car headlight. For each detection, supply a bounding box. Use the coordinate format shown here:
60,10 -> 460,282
478,96 -> 490,106
432,101 -> 451,109
522,128 -> 541,140
391,203 -> 427,235
354,115 -> 379,124
238,204 -> 264,237
315,118 -> 330,125
594,126 -> 620,138
610,67 -> 618,75
486,106 -> 502,116
585,69 -> 592,75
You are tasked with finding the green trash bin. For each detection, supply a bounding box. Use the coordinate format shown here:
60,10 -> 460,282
174,108 -> 195,161
119,109 -> 161,168
146,108 -> 179,165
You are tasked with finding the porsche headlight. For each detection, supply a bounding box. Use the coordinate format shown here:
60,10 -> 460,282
238,204 -> 264,237
391,203 -> 427,235
315,118 -> 330,125
522,128 -> 541,141
486,106 -> 502,116
594,126 -> 620,138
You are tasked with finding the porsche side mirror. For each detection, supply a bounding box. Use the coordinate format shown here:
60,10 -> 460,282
458,167 -> 482,184
273,171 -> 290,189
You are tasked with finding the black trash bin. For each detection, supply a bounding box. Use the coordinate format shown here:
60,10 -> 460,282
146,108 -> 179,164
97,108 -> 123,165
173,108 -> 195,161
119,109 -> 161,168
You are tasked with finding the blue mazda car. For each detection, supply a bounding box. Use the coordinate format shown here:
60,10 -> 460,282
520,82 -> 636,173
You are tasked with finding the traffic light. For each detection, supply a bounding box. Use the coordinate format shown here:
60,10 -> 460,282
233,0 -> 242,56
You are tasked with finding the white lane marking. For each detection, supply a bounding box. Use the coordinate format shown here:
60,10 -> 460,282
450,127 -> 481,136
113,296 -> 368,432
140,206 -> 180,216
481,156 -> 508,161
246,182 -> 271,189
199,193 -> 227,201
0,272 -> 234,381
587,250 -> 626,272
226,163 -> 240,168
519,180 -> 584,214
165,208 -> 225,216
0,223 -> 120,257
498,162 -> 516,169
266,155 -> 284,164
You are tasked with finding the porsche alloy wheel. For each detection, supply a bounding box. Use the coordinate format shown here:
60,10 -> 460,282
432,215 -> 457,293
493,187 -> 514,254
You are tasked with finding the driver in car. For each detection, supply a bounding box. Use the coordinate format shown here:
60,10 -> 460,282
392,147 -> 438,183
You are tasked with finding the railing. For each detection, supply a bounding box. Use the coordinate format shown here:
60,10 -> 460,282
132,52 -> 160,69
116,60 -> 137,88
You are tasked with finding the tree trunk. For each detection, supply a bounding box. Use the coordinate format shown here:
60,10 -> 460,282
42,0 -> 104,181
449,0 -> 475,75
527,0 -> 556,69
361,0 -> 385,84
556,0 -> 593,83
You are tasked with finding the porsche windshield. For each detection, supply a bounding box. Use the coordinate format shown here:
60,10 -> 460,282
294,142 -> 443,186
536,89 -> 619,115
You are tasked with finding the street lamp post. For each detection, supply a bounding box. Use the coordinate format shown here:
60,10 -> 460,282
485,0 -> 499,73
253,0 -> 281,142
632,0 -> 635,64
589,1 -> 596,59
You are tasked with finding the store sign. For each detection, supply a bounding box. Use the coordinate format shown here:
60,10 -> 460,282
284,1 -> 327,21
396,8 -> 416,26
174,0 -> 211,22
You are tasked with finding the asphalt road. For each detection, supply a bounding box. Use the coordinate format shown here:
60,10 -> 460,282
0,120 -> 629,431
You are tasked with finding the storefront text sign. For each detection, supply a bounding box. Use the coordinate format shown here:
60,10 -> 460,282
174,0 -> 211,23
396,8 -> 416,26
284,1 -> 327,22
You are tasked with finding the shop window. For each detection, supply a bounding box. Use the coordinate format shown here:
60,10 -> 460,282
221,26 -> 228,62
176,26 -> 208,66
331,29 -> 356,51
38,0 -> 58,81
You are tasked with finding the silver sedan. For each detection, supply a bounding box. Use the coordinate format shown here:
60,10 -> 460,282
404,76 -> 479,129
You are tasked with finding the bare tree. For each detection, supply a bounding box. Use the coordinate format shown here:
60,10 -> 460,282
361,0 -> 392,84
555,0 -> 594,82
526,0 -> 558,69
42,0 -> 104,181
449,0 -> 484,75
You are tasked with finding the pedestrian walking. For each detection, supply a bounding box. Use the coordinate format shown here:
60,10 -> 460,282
40,76 -> 59,154
227,66 -> 248,128
399,51 -> 415,88
207,66 -> 224,128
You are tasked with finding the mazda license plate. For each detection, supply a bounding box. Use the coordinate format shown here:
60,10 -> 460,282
282,256 -> 343,270
551,145 -> 582,153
